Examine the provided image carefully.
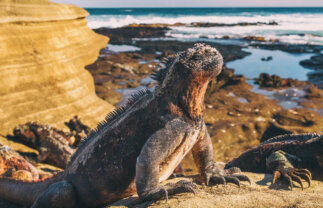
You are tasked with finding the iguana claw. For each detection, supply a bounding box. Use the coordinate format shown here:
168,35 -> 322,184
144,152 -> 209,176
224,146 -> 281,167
139,180 -> 197,202
272,167 -> 311,190
203,164 -> 251,187
166,180 -> 197,196
268,151 -> 312,190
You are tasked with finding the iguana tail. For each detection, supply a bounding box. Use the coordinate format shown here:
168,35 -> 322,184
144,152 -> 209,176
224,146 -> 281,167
0,171 -> 65,206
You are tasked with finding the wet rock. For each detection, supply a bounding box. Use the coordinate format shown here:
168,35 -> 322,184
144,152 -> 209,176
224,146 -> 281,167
274,108 -> 322,127
244,36 -> 266,42
190,21 -> 278,27
305,84 -> 323,99
128,23 -> 186,27
132,40 -> 251,62
300,54 -> 323,88
251,43 -> 323,54
300,54 -> 323,70
94,26 -> 170,44
261,56 -> 273,61
255,73 -> 308,88
86,52 -> 158,105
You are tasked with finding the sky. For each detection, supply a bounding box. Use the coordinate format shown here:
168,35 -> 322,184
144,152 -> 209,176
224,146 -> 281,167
51,0 -> 323,8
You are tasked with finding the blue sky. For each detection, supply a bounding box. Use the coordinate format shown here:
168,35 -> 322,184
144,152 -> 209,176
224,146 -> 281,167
52,0 -> 323,8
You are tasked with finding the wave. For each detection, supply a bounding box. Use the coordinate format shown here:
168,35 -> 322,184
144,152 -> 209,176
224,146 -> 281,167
87,13 -> 323,28
87,13 -> 323,45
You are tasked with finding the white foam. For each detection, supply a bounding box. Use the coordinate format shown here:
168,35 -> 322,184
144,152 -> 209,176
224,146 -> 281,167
107,44 -> 141,52
87,13 -> 323,45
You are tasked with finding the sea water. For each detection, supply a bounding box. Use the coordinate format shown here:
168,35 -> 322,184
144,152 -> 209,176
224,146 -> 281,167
86,7 -> 323,45
227,48 -> 313,80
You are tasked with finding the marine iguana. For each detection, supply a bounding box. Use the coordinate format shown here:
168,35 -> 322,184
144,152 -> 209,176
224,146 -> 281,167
0,43 -> 249,208
226,133 -> 323,190
9,117 -> 90,169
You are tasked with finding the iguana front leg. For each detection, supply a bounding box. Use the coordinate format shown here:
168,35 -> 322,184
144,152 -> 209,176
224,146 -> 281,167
192,124 -> 250,187
136,118 -> 197,201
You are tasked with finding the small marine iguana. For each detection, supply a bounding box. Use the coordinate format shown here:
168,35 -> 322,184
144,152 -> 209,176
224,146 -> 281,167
10,117 -> 90,169
226,133 -> 323,190
0,44 -> 249,208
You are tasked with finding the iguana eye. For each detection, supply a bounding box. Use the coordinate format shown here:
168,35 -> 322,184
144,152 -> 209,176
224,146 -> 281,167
191,54 -> 201,60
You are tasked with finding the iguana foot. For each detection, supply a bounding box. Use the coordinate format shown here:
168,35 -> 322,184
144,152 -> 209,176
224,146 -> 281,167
203,164 -> 251,187
139,180 -> 196,202
272,167 -> 312,190
267,150 -> 312,190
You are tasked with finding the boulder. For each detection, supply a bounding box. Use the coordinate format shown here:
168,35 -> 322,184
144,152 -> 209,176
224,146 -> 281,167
0,0 -> 114,135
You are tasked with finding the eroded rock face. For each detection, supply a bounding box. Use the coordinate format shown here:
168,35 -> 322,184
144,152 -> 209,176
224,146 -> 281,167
0,0 -> 114,135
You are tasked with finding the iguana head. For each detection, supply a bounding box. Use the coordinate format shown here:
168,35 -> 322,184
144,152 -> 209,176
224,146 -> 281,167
177,43 -> 223,78
152,43 -> 223,86
153,43 -> 223,119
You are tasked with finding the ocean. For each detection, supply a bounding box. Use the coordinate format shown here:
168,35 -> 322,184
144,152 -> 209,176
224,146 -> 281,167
85,7 -> 323,45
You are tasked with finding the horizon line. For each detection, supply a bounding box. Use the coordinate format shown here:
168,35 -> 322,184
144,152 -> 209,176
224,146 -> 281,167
83,6 -> 323,9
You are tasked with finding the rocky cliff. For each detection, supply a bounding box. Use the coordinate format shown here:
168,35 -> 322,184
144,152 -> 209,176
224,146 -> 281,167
0,0 -> 114,135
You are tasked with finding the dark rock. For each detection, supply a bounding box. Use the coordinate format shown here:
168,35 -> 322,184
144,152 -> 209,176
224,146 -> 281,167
300,54 -> 323,88
274,109 -> 320,127
190,21 -> 278,27
261,56 -> 273,61
255,73 -> 308,88
251,43 -> 323,54
300,54 -> 323,70
244,36 -> 266,42
94,26 -> 170,44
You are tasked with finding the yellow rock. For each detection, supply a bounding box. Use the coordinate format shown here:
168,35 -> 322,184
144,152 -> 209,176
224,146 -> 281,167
0,0 -> 114,135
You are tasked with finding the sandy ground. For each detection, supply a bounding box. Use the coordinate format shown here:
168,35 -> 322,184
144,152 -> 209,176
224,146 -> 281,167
109,172 -> 323,208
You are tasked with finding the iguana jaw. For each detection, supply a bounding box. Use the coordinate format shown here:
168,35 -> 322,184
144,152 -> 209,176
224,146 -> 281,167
176,43 -> 223,119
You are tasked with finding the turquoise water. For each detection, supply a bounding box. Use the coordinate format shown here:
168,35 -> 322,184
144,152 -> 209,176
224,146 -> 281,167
227,48 -> 313,80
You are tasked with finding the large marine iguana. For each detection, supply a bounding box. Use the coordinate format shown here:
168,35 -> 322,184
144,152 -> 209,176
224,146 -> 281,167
226,133 -> 323,190
0,44 -> 249,208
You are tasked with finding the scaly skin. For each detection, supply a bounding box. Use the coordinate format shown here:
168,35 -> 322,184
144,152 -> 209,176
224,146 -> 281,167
0,44 -> 249,208
226,133 -> 323,190
11,122 -> 75,169
0,145 -> 39,181
9,117 -> 91,168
